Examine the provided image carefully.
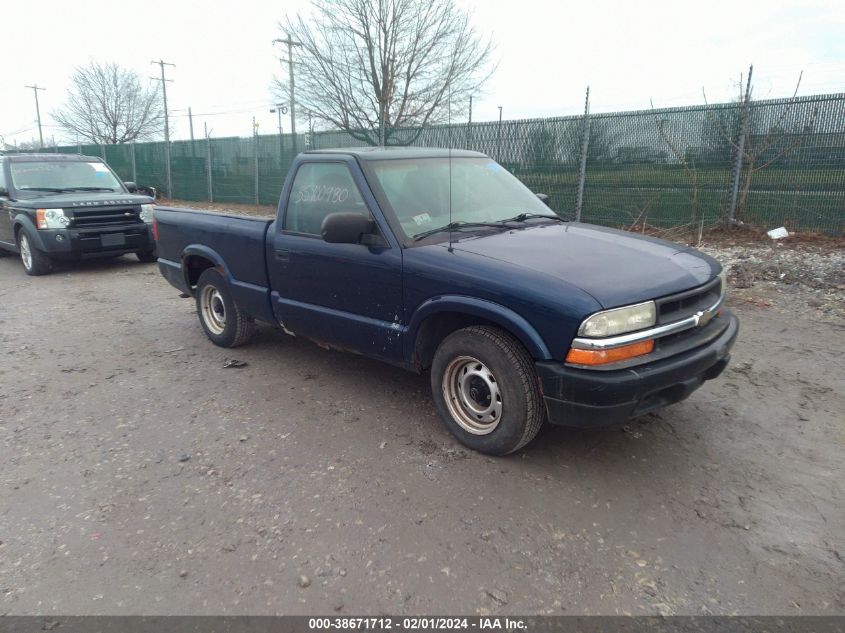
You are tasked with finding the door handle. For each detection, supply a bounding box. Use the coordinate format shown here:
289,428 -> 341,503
274,248 -> 290,262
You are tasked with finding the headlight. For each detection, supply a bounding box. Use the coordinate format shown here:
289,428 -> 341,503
36,208 -> 69,229
578,301 -> 656,338
140,204 -> 155,223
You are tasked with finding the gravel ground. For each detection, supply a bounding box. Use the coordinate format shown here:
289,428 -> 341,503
0,242 -> 843,616
699,241 -> 845,318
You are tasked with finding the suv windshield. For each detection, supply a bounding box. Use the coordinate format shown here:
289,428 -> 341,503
10,161 -> 123,194
370,157 -> 557,240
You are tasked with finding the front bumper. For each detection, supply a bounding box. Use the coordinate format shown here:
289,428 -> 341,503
536,310 -> 739,428
35,225 -> 155,260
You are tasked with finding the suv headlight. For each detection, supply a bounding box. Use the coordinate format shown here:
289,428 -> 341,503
140,204 -> 155,223
36,208 -> 69,229
578,301 -> 656,338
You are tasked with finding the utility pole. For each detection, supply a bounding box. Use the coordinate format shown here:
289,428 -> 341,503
25,85 -> 46,148
270,104 -> 287,162
273,36 -> 302,154
151,59 -> 175,198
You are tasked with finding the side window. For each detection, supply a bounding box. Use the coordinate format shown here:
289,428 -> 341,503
0,162 -> 6,190
284,162 -> 368,235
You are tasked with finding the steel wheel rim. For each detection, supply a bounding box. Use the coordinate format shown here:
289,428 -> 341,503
200,285 -> 226,335
442,355 -> 503,435
19,234 -> 32,271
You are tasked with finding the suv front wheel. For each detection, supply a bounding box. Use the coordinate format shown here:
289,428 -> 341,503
18,231 -> 52,276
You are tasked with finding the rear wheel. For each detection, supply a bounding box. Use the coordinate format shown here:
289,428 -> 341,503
18,231 -> 52,276
195,268 -> 254,347
431,325 -> 544,455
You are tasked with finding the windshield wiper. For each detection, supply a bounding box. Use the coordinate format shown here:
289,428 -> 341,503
18,186 -> 117,193
498,212 -> 566,223
59,187 -> 117,192
413,221 -> 509,241
18,187 -> 71,193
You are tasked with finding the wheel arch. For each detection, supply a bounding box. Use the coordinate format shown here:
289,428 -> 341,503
407,296 -> 552,370
181,245 -> 230,296
13,216 -> 48,251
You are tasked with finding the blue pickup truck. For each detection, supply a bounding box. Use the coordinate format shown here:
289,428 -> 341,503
155,147 -> 738,455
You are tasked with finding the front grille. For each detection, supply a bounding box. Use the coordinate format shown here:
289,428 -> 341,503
69,207 -> 142,228
655,277 -> 722,325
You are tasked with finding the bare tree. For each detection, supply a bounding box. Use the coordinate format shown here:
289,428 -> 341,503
704,69 -> 819,223
53,62 -> 165,144
275,0 -> 494,146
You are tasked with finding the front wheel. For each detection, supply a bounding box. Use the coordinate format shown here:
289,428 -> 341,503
18,231 -> 52,276
195,268 -> 255,347
431,325 -> 545,455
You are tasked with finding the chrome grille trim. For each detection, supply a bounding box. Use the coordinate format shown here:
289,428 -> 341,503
572,294 -> 725,351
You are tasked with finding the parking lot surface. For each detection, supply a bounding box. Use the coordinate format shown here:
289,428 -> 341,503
0,252 -> 842,615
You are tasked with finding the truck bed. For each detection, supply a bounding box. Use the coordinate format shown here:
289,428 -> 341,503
155,206 -> 274,317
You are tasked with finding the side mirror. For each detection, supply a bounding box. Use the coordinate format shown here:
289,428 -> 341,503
137,185 -> 157,199
124,181 -> 138,193
0,186 -> 9,198
535,193 -> 551,207
321,212 -> 375,244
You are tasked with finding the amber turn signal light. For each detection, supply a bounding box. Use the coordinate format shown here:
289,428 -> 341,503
566,339 -> 654,366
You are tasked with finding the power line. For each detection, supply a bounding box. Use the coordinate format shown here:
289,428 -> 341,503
1,123 -> 35,137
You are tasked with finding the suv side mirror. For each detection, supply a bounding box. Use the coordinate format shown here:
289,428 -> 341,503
124,181 -> 138,193
0,186 -> 9,198
321,212 -> 375,244
535,193 -> 551,207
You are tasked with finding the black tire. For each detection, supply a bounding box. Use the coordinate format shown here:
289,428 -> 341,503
431,325 -> 544,456
136,249 -> 158,263
17,230 -> 52,276
195,268 -> 255,347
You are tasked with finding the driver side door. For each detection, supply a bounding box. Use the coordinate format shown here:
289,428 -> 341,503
268,158 -> 405,363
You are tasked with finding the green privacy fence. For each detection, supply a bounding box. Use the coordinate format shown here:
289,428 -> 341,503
46,92 -> 845,234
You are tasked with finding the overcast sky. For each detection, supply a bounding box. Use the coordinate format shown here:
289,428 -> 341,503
3,0 -> 844,147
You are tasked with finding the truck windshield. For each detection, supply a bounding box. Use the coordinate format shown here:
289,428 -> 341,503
369,157 -> 556,240
10,161 -> 123,194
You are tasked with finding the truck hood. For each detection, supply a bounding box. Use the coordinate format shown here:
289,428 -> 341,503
450,222 -> 720,308
13,192 -> 153,208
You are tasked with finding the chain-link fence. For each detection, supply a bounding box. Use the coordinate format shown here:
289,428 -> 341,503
36,92 -> 845,234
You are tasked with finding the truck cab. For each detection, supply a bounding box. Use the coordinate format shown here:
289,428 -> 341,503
0,153 -> 157,275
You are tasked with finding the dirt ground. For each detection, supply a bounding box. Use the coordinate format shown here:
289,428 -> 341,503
0,235 -> 843,616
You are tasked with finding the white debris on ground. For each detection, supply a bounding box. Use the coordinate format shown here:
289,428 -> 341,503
698,242 -> 845,318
